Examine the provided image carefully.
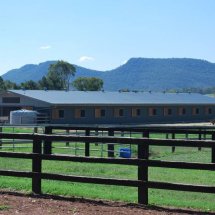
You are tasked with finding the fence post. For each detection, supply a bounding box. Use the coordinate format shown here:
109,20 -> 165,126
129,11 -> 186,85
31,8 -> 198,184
34,127 -> 38,134
66,129 -> 70,147
172,133 -> 175,153
138,131 -> 149,204
198,130 -> 202,151
94,129 -> 99,146
212,133 -> 215,163
185,132 -> 189,139
43,126 -> 52,154
32,136 -> 42,194
142,131 -> 149,139
203,129 -> 206,140
166,133 -> 169,139
108,129 -> 114,157
0,127 -> 2,149
85,129 -> 90,156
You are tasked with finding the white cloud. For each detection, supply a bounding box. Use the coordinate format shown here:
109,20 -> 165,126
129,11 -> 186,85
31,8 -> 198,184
39,45 -> 51,50
79,56 -> 95,62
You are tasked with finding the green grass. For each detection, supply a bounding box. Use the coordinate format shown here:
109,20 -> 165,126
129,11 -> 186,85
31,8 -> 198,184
0,129 -> 214,212
2,126 -> 40,133
0,205 -> 10,211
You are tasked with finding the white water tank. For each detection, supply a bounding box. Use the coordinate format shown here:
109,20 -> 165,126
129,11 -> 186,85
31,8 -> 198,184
10,109 -> 38,125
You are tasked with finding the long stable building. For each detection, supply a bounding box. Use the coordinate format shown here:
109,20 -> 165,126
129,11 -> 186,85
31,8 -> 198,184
0,90 -> 215,124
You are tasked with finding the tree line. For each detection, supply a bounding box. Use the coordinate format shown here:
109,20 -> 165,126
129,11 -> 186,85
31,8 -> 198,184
0,60 -> 104,91
166,87 -> 215,95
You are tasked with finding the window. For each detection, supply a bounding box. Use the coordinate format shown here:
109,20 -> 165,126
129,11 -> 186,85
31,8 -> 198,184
205,107 -> 212,115
149,107 -> 157,116
119,109 -> 124,116
52,108 -> 64,119
178,107 -> 186,115
192,107 -> 199,115
114,108 -> 124,117
80,109 -> 85,117
208,108 -> 212,114
101,109 -> 105,117
164,107 -> 172,116
75,109 -> 86,118
52,109 -> 58,119
95,108 -> 106,118
2,97 -> 20,103
22,106 -> 33,110
132,108 -> 141,117
58,110 -> 64,118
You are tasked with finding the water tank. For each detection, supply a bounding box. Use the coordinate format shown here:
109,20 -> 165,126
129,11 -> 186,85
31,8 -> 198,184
119,147 -> 132,158
10,109 -> 38,125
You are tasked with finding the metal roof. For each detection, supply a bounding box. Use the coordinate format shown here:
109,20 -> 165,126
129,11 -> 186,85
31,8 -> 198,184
9,90 -> 215,106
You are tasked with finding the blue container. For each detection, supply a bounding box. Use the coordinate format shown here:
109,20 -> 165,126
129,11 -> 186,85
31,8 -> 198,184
119,148 -> 131,158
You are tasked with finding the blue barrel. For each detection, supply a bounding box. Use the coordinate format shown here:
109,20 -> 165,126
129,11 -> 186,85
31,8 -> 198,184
119,148 -> 131,158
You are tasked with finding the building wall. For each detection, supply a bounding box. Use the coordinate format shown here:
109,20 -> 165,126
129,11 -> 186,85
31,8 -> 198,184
50,105 -> 215,124
0,91 -> 50,117
1,91 -> 215,124
0,91 -> 49,108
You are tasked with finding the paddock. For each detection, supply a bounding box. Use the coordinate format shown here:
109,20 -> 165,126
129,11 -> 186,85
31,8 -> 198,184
0,124 -> 215,211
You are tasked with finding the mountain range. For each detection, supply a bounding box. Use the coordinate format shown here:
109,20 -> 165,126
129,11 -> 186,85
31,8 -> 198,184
2,58 -> 215,91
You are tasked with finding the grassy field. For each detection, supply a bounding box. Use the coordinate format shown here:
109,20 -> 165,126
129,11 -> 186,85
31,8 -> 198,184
0,128 -> 214,212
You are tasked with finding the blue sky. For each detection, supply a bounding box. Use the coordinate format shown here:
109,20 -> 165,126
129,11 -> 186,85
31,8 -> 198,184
0,0 -> 215,75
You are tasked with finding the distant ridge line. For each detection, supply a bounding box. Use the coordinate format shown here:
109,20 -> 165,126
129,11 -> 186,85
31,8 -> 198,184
2,58 -> 215,91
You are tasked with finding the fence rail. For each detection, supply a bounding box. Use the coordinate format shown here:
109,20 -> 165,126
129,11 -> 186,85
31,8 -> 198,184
0,132 -> 215,205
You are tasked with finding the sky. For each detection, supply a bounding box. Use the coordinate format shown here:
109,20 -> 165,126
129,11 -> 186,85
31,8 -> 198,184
0,0 -> 215,75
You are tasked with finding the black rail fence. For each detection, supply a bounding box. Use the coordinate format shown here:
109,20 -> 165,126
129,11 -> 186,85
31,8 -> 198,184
0,125 -> 215,155
44,125 -> 215,160
0,132 -> 215,204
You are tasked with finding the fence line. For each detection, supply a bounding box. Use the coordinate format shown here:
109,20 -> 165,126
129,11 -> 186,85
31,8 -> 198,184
0,132 -> 215,204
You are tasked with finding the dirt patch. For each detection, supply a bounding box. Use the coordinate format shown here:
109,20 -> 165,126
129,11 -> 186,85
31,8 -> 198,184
0,191 -> 214,215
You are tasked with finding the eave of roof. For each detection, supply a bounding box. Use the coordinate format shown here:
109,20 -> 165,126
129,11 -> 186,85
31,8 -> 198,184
8,90 -> 215,106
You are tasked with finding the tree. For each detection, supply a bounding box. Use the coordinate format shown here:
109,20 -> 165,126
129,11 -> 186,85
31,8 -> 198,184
20,80 -> 39,90
21,80 -> 39,90
4,80 -> 20,89
47,60 -> 76,90
72,77 -> 103,91
0,77 -> 5,90
38,76 -> 51,90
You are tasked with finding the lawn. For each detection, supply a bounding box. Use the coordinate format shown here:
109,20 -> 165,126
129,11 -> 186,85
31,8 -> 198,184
0,127 -> 214,212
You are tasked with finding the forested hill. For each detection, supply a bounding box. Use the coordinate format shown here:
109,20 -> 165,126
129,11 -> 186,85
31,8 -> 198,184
2,58 -> 215,91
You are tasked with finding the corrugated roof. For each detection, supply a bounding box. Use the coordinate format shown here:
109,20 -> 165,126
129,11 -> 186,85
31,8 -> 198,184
9,90 -> 215,105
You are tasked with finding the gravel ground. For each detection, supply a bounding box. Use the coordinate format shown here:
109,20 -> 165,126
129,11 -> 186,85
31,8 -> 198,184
0,191 -> 214,215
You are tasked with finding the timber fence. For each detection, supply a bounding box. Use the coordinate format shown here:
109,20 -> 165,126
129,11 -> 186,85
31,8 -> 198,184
0,132 -> 215,204
46,125 -> 215,160
0,125 -> 215,156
